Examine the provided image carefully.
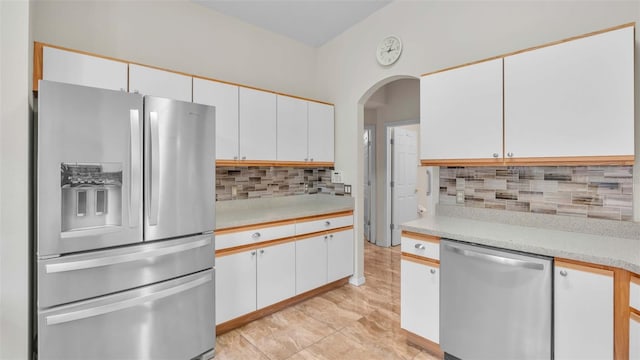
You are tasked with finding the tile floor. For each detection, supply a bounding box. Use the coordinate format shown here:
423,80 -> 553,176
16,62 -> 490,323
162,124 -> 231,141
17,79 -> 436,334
215,241 -> 441,360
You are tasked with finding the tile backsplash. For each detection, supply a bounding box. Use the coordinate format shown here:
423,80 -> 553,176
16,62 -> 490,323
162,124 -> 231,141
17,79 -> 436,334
216,166 -> 341,201
439,166 -> 634,221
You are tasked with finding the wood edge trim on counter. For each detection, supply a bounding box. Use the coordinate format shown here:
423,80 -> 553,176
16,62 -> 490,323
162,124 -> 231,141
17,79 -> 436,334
401,231 -> 440,243
420,22 -> 634,77
295,226 -> 354,241
555,258 -> 614,277
215,160 -> 334,167
216,236 -> 298,257
631,274 -> 640,286
216,210 -> 353,234
32,41 -> 334,105
631,308 -> 640,322
614,268 -> 630,360
402,329 -> 444,358
216,277 -> 349,335
420,155 -> 634,167
401,252 -> 440,267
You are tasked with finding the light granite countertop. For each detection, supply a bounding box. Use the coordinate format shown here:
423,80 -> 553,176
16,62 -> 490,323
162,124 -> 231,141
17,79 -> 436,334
402,210 -> 640,274
216,194 -> 354,230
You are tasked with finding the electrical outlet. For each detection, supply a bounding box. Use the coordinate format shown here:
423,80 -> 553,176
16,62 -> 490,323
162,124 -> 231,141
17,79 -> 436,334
231,185 -> 237,197
456,190 -> 465,204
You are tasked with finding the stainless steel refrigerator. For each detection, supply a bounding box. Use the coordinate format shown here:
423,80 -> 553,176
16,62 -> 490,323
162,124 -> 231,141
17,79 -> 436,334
35,80 -> 216,360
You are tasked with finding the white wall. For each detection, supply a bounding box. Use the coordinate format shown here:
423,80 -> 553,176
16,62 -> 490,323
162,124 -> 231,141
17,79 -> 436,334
0,0 -> 32,358
32,0 -> 319,99
317,0 -> 640,283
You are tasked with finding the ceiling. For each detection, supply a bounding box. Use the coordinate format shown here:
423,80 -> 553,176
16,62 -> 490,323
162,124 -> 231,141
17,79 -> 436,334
193,0 -> 392,47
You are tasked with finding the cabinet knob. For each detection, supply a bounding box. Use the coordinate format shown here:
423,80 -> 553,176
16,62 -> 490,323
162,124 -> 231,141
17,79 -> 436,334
559,269 -> 568,277
242,156 -> 246,160
233,156 -> 238,160
430,269 -> 436,274
251,251 -> 256,256
304,158 -> 308,162
252,232 -> 261,238
324,236 -> 328,240
507,152 -> 514,158
310,158 -> 314,162
325,221 -> 331,227
330,234 -> 333,239
415,243 -> 426,250
492,153 -> 499,158
260,249 -> 265,254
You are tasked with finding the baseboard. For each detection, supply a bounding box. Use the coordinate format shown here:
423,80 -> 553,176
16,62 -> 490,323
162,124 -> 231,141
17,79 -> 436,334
402,329 -> 444,358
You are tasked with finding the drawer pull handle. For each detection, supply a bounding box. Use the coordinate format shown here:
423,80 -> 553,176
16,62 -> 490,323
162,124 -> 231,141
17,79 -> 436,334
325,221 -> 331,226
559,269 -> 568,277
251,251 -> 256,256
415,244 -> 426,250
430,269 -> 436,274
260,249 -> 265,254
252,232 -> 261,238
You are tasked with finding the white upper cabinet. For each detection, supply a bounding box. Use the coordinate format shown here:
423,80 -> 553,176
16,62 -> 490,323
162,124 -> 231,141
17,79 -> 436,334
420,58 -> 503,161
193,78 -> 240,160
504,26 -> 634,159
277,95 -> 308,162
239,87 -> 277,161
554,262 -> 613,360
308,102 -> 335,163
42,46 -> 128,92
129,64 -> 192,102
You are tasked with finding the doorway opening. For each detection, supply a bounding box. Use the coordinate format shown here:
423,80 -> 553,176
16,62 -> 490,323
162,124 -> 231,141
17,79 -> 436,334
362,78 -> 423,248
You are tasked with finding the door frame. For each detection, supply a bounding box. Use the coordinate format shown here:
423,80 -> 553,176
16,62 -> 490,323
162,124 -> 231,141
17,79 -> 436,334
363,124 -> 376,245
385,119 -> 419,247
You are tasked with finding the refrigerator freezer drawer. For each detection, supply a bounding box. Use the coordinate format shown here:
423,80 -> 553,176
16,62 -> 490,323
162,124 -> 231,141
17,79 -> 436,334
38,234 -> 214,308
38,269 -> 215,360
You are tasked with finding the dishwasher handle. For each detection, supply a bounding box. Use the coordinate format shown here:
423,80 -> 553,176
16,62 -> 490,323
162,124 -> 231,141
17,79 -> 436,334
443,244 -> 545,270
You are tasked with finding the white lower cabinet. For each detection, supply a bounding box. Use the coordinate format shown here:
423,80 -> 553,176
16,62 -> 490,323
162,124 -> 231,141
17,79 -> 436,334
257,242 -> 296,309
631,313 -> 640,360
296,235 -> 328,294
215,250 -> 257,325
401,259 -> 439,344
554,262 -> 613,360
327,229 -> 354,282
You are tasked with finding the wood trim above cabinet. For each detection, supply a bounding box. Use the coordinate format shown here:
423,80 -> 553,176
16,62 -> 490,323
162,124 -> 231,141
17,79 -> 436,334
555,258 -> 614,277
295,225 -> 354,241
420,22 -> 634,77
216,160 -> 334,168
401,231 -> 440,244
421,155 -> 634,167
216,236 -> 298,257
401,252 -> 440,267
631,274 -> 640,286
632,308 -> 640,322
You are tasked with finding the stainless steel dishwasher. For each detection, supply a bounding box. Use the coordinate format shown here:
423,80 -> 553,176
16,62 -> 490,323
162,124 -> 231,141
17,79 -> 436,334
440,239 -> 553,360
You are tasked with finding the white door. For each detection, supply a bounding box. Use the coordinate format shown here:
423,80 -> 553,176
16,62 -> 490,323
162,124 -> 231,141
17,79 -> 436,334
307,102 -> 334,163
129,64 -> 192,102
327,229 -> 354,282
256,242 -> 295,309
239,87 -> 277,161
276,95 -> 308,162
391,127 -> 419,246
215,251 -> 257,324
295,235 -> 328,294
192,78 -> 239,160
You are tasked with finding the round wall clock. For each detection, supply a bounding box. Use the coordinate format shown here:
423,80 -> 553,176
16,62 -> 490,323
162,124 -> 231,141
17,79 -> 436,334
376,35 -> 402,66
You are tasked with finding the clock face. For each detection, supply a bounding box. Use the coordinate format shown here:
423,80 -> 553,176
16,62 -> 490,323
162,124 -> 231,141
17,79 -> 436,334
376,36 -> 402,66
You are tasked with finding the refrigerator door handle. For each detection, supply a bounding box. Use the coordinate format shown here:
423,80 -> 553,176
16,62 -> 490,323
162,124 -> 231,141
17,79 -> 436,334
45,272 -> 212,325
45,236 -> 212,274
129,109 -> 141,228
148,111 -> 160,226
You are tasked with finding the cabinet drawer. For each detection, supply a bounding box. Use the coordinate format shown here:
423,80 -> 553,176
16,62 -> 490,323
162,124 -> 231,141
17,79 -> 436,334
295,215 -> 353,235
216,223 -> 295,251
631,275 -> 640,312
401,236 -> 439,260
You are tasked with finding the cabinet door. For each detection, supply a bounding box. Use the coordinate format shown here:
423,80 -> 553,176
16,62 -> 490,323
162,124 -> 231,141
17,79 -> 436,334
631,313 -> 640,360
239,87 -> 277,161
327,229 -> 353,282
504,26 -> 634,158
215,251 -> 257,324
257,242 -> 295,309
401,259 -> 439,343
129,64 -> 192,102
308,102 -> 334,163
554,262 -> 613,360
43,46 -> 128,91
193,78 -> 239,160
277,95 -> 308,162
420,59 -> 503,161
295,235 -> 328,294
